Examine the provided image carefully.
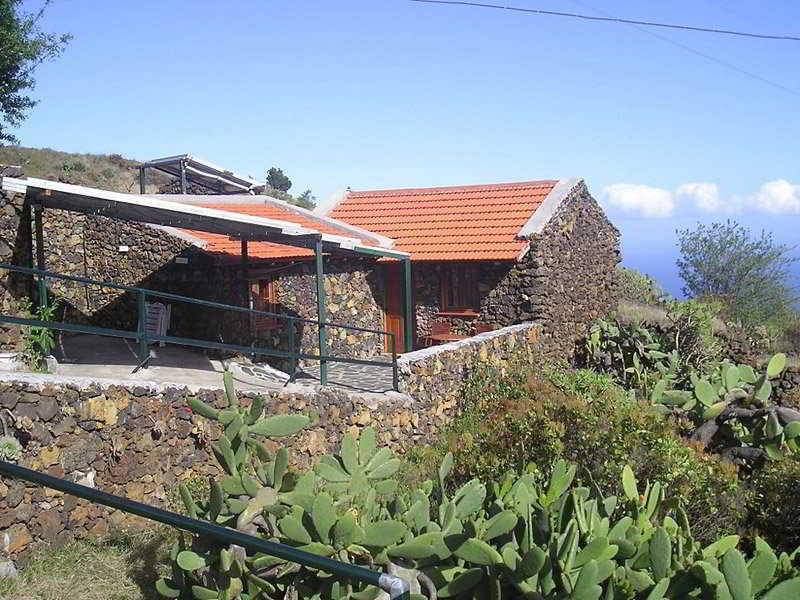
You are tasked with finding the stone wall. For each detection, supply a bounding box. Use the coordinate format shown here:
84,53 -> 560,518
399,322 -> 542,403
268,257 -> 385,368
507,181 -> 620,358
0,371 -> 449,562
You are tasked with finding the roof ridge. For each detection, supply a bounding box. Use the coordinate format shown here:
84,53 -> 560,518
347,179 -> 559,197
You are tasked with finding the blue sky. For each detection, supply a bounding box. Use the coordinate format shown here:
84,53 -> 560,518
13,0 -> 800,295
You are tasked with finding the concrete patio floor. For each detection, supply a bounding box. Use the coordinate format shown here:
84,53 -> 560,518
46,333 -> 398,395
52,334 -> 284,392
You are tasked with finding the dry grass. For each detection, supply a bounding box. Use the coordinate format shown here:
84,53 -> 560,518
0,528 -> 175,600
0,146 -> 172,194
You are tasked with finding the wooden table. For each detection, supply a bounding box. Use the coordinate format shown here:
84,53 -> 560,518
426,333 -> 468,346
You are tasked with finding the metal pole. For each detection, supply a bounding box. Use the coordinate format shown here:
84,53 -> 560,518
33,203 -> 46,308
315,238 -> 327,385
241,239 -> 253,346
0,460 -> 410,600
139,166 -> 146,194
180,159 -> 187,194
137,290 -> 148,364
403,258 -> 413,352
287,317 -> 297,377
391,334 -> 398,391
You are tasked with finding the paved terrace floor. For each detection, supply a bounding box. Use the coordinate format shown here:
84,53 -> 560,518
39,333 -> 395,394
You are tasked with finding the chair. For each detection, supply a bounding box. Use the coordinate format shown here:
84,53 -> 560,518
475,323 -> 495,334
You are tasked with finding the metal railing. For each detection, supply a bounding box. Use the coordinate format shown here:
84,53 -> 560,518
0,263 -> 399,391
0,460 -> 410,599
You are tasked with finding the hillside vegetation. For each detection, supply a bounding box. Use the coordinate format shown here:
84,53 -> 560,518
0,146 -> 171,193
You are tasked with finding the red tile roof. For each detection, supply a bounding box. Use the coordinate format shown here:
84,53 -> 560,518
329,180 -> 559,261
181,202 -> 380,261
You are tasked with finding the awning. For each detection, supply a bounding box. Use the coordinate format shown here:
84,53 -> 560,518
0,176 -> 410,260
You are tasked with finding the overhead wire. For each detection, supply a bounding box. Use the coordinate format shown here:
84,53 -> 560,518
409,0 -> 800,98
408,0 -> 800,42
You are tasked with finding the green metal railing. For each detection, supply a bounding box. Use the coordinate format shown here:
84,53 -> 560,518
0,460 -> 410,599
0,263 -> 399,391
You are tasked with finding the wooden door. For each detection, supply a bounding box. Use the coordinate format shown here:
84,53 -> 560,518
384,262 -> 405,353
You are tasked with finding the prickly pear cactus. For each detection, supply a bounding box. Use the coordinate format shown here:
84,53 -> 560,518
651,353 -> 800,463
156,372 -> 800,600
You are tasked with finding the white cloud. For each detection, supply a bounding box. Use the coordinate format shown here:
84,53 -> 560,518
603,183 -> 674,218
749,179 -> 800,215
676,182 -> 725,213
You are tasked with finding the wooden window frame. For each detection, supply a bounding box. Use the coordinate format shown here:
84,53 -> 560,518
439,264 -> 480,316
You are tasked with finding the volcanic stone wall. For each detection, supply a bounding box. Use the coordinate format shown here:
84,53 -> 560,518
495,181 -> 620,359
399,322 -> 542,403
0,372 -> 450,562
413,262 -> 510,339
265,257 -> 386,369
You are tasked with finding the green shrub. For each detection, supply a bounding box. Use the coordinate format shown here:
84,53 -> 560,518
746,456 -> 800,553
616,266 -> 668,305
407,364 -> 743,545
157,373 -> 800,600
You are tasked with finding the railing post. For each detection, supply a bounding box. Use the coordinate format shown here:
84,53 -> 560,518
314,238 -> 328,386
33,203 -> 47,310
287,317 -> 297,377
137,290 -> 148,364
391,333 -> 398,392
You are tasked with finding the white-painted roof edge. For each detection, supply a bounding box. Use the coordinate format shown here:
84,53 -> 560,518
0,176 -> 410,259
514,177 -> 582,260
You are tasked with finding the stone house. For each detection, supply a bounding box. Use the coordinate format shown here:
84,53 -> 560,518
0,172 -> 619,365
322,177 -> 621,357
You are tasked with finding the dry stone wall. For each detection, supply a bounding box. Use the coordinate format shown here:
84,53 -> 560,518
0,372 -> 450,563
264,257 -> 386,369
398,322 -> 542,403
502,181 -> 621,359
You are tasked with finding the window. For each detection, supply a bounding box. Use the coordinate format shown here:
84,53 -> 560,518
440,265 -> 479,313
251,278 -> 279,332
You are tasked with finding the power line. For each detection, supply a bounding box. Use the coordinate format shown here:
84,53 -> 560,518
408,0 -> 800,42
569,0 -> 800,98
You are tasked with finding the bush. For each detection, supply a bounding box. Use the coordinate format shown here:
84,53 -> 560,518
746,456 -> 800,553
616,266 -> 668,305
408,364 -> 744,545
157,372 -> 800,600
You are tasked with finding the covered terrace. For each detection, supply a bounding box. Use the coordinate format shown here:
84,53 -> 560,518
0,175 -> 413,388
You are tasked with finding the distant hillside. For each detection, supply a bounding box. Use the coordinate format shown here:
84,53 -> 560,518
0,146 -> 172,193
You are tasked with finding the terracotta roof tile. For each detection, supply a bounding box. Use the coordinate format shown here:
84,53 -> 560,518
330,180 -> 558,261
180,202 -> 378,261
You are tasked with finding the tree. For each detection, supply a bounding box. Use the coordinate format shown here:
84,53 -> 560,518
266,167 -> 291,192
676,220 -> 798,328
0,0 -> 70,144
293,189 -> 316,210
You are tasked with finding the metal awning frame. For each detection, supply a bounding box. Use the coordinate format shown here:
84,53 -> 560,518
0,176 -> 415,373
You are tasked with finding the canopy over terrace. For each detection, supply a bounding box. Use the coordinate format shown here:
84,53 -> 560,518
0,176 -> 414,381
